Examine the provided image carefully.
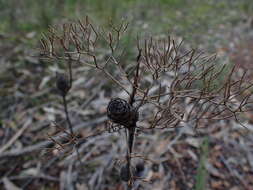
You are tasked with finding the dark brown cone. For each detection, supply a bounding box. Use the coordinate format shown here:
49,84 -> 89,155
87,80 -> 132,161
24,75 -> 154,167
120,164 -> 136,182
56,73 -> 70,96
120,164 -> 130,182
107,98 -> 138,127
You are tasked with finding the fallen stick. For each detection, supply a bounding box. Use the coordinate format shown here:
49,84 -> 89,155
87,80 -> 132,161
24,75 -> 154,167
0,119 -> 32,154
0,116 -> 107,159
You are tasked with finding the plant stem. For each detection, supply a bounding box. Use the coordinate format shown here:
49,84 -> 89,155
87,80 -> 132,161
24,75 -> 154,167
62,95 -> 82,165
62,95 -> 74,136
126,49 -> 141,189
126,124 -> 136,190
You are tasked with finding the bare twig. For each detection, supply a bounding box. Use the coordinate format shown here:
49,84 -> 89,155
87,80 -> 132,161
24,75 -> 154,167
0,116 -> 106,159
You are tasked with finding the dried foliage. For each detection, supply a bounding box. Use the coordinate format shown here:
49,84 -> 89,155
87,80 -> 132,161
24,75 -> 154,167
39,16 -> 253,189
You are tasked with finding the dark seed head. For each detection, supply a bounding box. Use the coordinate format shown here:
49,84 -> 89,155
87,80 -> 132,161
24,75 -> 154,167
107,98 -> 138,127
134,162 -> 145,177
120,164 -> 136,182
56,73 -> 70,96
135,162 -> 145,174
120,164 -> 130,182
107,98 -> 130,122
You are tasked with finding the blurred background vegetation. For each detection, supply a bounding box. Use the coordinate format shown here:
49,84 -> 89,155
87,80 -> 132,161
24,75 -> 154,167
1,0 -> 253,48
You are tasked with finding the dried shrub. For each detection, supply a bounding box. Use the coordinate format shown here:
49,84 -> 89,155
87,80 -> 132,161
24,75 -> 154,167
40,16 -> 253,189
